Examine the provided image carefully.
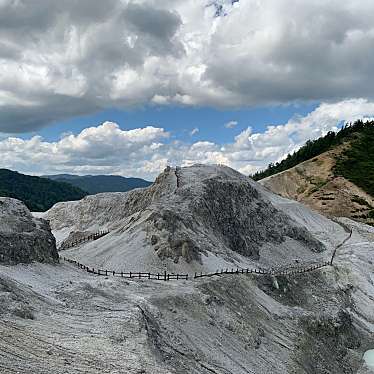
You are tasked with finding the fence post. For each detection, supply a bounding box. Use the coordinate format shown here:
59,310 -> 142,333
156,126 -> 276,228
121,271 -> 123,277
177,274 -> 179,280
113,271 -> 115,276
194,272 -> 197,279
148,272 -> 151,280
164,271 -> 167,281
130,271 -> 132,278
186,274 -> 188,280
157,273 -> 160,280
105,270 -> 108,276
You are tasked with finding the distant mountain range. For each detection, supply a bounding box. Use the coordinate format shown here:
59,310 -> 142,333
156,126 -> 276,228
0,169 -> 87,212
0,169 -> 152,212
43,174 -> 152,194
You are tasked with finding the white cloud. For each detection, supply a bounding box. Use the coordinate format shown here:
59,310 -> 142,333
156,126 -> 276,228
1,99 -> 374,179
190,127 -> 199,136
224,120 -> 238,129
2,1 -> 374,132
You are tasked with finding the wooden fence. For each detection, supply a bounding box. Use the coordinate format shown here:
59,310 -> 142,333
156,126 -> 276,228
330,228 -> 353,265
62,255 -> 329,282
193,260 -> 331,279
60,227 -> 352,282
61,256 -> 188,281
60,230 -> 110,250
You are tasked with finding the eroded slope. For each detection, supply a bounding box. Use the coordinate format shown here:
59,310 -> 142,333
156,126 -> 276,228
260,145 -> 374,226
45,165 -> 326,272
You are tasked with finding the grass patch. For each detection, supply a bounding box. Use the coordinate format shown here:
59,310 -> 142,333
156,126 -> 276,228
307,178 -> 328,196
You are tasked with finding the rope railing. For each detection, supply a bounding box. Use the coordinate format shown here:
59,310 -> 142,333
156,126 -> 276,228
60,230 -> 110,250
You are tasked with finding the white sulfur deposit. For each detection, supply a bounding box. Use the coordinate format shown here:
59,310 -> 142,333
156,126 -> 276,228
1,165 -> 374,374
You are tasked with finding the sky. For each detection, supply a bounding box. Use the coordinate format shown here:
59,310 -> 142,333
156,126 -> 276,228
1,0 -> 374,180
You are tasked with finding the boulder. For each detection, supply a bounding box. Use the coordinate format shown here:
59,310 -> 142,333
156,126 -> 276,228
0,198 -> 58,264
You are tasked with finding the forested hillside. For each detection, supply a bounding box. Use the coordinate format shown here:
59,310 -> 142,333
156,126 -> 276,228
44,174 -> 152,194
256,120 -> 374,225
252,120 -> 374,186
334,124 -> 374,198
0,169 -> 87,211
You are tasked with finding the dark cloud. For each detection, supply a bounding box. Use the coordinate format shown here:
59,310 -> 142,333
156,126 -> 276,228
1,0 -> 374,133
0,42 -> 20,59
124,3 -> 181,40
0,96 -> 100,133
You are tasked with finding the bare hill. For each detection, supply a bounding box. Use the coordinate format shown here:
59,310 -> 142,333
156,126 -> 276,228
43,165 -> 337,274
260,143 -> 374,226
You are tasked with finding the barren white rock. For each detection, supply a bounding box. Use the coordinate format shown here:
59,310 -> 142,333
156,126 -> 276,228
1,165 -> 373,373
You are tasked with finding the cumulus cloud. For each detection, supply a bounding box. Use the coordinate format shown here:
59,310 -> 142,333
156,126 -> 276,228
1,99 -> 374,179
224,120 -> 238,129
0,121 -> 169,177
2,0 -> 374,132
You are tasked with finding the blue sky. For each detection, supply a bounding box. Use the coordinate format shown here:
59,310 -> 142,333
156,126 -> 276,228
26,103 -> 319,144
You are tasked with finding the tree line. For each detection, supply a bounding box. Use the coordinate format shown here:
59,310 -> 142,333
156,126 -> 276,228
251,119 -> 374,182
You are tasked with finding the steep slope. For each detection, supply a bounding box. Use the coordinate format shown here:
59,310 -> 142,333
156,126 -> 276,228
1,184 -> 374,373
260,143 -> 374,226
0,197 -> 58,264
255,120 -> 374,225
252,120 -> 374,181
43,165 -> 349,275
44,174 -> 152,194
0,169 -> 87,211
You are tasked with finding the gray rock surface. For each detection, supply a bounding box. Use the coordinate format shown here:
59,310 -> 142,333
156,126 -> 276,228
45,165 -> 325,270
0,198 -> 58,264
0,166 -> 373,373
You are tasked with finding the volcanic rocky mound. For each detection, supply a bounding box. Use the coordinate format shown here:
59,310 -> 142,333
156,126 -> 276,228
0,198 -> 58,264
47,165 -> 325,265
